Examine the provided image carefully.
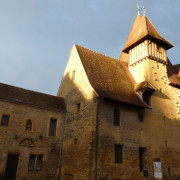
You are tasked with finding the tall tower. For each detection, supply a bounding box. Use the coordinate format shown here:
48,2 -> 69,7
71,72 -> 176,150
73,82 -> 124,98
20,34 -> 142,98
121,13 -> 174,84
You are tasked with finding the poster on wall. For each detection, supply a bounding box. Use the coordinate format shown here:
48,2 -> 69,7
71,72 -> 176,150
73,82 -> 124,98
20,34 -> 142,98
153,159 -> 163,180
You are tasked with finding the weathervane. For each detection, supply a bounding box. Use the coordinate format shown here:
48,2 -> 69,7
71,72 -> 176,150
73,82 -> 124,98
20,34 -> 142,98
137,3 -> 140,15
143,6 -> 147,16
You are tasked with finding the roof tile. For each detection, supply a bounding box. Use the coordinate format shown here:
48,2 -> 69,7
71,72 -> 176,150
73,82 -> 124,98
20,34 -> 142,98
0,83 -> 66,111
122,15 -> 173,53
75,44 -> 146,108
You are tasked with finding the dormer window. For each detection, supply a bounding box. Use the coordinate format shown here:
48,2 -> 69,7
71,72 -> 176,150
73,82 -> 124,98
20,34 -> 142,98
142,90 -> 154,106
134,81 -> 156,107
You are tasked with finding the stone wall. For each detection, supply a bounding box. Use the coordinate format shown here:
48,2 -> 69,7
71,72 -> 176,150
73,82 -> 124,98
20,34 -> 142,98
58,45 -> 180,180
0,99 -> 64,180
58,45 -> 98,180
97,101 -> 145,180
96,94 -> 180,180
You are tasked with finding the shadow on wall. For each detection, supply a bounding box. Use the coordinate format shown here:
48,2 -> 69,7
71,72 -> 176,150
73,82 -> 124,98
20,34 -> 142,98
58,73 -> 180,179
58,72 -> 98,179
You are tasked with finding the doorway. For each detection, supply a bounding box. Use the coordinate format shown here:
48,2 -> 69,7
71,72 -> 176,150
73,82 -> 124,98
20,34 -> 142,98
4,154 -> 19,180
139,147 -> 146,172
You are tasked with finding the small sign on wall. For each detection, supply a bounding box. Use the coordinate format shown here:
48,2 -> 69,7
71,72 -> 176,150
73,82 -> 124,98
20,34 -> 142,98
153,158 -> 163,180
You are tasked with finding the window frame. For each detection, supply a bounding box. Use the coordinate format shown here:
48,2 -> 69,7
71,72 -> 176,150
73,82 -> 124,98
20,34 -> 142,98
115,144 -> 123,164
36,155 -> 43,171
28,154 -> 43,171
1,114 -> 10,127
28,154 -> 36,171
26,119 -> 32,131
49,118 -> 57,136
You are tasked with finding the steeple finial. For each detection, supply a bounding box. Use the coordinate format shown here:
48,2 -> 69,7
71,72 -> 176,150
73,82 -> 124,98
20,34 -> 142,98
143,6 -> 147,16
137,3 -> 140,15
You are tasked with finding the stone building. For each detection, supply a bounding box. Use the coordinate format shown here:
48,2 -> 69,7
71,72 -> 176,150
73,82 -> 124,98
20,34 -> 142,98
1,11 -> 180,180
58,13 -> 180,180
0,83 -> 66,180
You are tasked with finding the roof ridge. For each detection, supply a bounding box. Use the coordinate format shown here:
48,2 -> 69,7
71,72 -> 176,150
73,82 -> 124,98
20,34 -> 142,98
0,82 -> 66,111
75,44 -> 123,62
144,16 -> 149,34
0,82 -> 61,99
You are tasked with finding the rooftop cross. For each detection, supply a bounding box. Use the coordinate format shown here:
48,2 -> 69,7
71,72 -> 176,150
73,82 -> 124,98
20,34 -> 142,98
143,6 -> 147,16
137,3 -> 140,15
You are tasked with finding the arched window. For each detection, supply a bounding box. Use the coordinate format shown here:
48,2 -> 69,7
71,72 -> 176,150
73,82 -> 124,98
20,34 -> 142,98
26,120 -> 32,131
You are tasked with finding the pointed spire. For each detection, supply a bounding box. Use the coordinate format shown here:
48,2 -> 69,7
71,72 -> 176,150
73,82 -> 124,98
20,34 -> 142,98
122,14 -> 173,53
137,3 -> 140,15
143,6 -> 146,16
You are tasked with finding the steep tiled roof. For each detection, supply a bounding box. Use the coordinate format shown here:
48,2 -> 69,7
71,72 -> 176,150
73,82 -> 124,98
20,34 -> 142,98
167,60 -> 180,87
75,45 -> 147,108
122,15 -> 173,53
0,83 -> 66,111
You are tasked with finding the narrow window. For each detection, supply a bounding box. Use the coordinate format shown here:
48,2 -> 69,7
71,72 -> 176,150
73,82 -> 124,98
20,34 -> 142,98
49,118 -> 57,136
28,155 -> 36,171
77,103 -> 80,112
168,167 -> 171,175
114,108 -> 120,126
138,113 -> 144,122
139,147 -> 146,172
26,120 -> 32,131
74,138 -> 78,144
36,155 -> 43,171
115,145 -> 123,164
1,115 -> 10,126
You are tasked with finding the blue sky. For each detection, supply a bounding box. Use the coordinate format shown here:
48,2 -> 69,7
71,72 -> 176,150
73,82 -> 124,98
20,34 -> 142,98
0,0 -> 179,95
